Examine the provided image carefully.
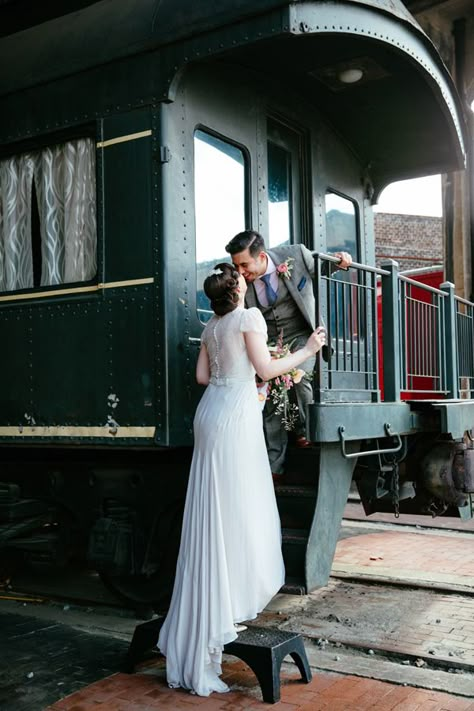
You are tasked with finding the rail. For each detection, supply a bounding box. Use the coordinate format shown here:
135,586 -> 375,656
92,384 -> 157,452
455,294 -> 474,398
314,255 -> 474,402
397,270 -> 448,397
313,253 -> 388,403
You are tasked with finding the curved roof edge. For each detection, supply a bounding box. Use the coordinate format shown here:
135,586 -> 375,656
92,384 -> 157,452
0,0 -> 434,96
0,0 -> 467,180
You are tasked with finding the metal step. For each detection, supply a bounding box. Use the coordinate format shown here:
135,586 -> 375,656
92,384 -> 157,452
284,445 -> 320,485
275,485 -> 316,530
280,576 -> 307,595
281,527 -> 309,579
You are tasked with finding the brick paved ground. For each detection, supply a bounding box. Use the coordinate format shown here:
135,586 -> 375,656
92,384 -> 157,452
43,529 -> 474,710
325,531 -> 474,664
45,662 -> 474,710
331,531 -> 474,590
343,503 -> 474,532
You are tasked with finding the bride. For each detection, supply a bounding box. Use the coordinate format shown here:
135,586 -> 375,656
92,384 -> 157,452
157,262 -> 326,696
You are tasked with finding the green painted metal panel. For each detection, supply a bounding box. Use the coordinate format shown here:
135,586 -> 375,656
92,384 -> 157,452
0,287 -> 156,442
31,300 -> 108,424
104,290 -> 156,426
0,51 -> 157,144
0,313 -> 34,423
433,401 -> 474,439
306,442 -> 358,589
307,401 -> 417,442
101,110 -> 154,283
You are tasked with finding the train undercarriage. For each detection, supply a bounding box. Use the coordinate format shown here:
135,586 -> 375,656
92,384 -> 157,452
0,412 -> 472,613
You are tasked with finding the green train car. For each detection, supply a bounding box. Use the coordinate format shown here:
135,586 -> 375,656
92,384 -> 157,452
0,0 -> 472,610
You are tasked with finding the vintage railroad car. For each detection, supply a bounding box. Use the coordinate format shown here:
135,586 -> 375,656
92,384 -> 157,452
0,0 -> 472,610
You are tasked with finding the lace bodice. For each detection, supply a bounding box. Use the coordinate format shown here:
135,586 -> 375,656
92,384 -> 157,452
201,307 -> 267,384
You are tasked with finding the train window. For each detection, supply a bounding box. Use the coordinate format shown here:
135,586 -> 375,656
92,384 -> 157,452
325,192 -> 359,259
325,191 -> 361,342
194,129 -> 247,323
267,120 -> 302,248
0,137 -> 96,292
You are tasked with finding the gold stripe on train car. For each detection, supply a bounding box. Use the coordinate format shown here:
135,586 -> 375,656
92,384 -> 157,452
0,426 -> 156,438
0,277 -> 154,302
96,130 -> 152,148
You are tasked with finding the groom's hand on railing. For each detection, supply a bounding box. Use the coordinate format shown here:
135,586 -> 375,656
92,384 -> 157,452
334,251 -> 352,270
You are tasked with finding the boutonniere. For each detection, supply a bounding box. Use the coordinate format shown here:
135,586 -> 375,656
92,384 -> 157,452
276,257 -> 294,279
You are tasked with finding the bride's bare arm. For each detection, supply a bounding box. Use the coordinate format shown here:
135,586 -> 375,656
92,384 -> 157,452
244,328 -> 326,381
196,344 -> 210,385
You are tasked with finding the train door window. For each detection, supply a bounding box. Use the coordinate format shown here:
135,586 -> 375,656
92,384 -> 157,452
194,129 -> 247,323
267,119 -> 302,248
0,137 -> 97,292
325,192 -> 359,259
325,191 -> 361,343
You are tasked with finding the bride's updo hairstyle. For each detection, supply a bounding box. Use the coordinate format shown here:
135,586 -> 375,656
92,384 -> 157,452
204,262 -> 240,316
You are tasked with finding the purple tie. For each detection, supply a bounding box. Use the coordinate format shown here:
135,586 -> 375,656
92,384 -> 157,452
261,274 -> 278,306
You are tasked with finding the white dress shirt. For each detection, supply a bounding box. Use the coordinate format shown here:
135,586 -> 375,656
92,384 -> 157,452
254,256 -> 278,307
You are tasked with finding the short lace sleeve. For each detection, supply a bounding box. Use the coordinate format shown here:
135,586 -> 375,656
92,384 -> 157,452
200,317 -> 215,347
240,307 -> 267,336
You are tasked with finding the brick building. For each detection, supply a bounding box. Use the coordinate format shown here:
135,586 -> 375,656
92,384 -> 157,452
374,212 -> 443,272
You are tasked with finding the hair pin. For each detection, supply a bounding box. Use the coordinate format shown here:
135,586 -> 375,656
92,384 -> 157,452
208,268 -> 223,276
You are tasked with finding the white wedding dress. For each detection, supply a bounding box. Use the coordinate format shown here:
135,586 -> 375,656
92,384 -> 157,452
157,306 -> 285,696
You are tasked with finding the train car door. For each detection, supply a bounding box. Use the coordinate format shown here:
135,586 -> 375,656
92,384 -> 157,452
160,64 -> 258,445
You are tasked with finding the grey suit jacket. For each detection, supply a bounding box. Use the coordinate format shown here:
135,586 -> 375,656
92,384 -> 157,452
244,244 -> 318,331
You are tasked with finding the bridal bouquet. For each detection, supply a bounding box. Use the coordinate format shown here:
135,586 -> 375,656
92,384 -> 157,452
258,333 -> 310,431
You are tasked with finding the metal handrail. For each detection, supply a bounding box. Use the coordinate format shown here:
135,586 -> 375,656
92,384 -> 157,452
314,254 -> 474,402
399,273 -> 447,297
455,294 -> 474,307
313,252 -> 379,402
314,252 -> 389,276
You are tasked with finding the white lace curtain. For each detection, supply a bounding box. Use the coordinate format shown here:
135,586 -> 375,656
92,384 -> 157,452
0,138 -> 97,291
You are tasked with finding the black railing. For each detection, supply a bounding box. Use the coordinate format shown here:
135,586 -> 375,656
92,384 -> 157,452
314,255 -> 474,403
313,253 -> 385,403
455,295 -> 474,398
398,272 -> 447,396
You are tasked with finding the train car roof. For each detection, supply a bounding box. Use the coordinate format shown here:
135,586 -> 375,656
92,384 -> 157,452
0,0 -> 467,191
0,0 -> 422,41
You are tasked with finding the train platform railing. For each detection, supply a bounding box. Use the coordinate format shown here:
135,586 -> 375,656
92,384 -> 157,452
313,254 -> 474,404
381,259 -> 449,401
454,293 -> 474,399
313,253 -> 382,404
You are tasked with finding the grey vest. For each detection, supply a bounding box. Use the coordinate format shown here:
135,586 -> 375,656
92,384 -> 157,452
257,277 -> 309,343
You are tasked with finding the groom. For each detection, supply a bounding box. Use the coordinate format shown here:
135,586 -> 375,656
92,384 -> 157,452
225,230 -> 352,479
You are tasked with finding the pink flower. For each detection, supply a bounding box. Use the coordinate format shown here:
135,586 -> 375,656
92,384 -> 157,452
282,374 -> 292,389
276,257 -> 294,279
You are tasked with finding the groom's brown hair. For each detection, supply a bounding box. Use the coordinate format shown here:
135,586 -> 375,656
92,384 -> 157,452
225,230 -> 265,257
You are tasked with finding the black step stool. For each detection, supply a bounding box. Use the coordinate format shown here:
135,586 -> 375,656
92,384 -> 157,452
125,618 -> 312,704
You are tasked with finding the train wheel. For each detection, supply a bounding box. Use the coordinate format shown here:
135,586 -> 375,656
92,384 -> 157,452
96,498 -> 184,618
